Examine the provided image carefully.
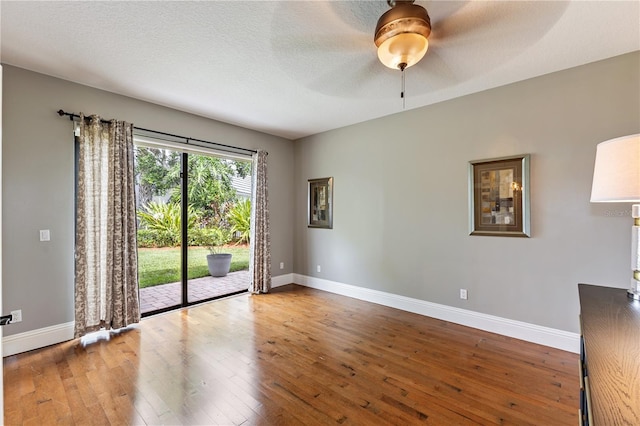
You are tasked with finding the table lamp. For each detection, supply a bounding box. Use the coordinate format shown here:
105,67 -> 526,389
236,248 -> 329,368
590,134 -> 640,300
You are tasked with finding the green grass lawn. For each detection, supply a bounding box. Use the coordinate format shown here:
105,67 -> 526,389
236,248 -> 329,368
138,245 -> 249,288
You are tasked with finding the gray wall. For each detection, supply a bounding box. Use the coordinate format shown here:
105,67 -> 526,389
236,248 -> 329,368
294,52 -> 640,333
3,52 -> 638,340
2,65 -> 295,337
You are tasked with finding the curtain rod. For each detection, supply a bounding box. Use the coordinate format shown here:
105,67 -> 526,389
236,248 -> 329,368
57,109 -> 261,156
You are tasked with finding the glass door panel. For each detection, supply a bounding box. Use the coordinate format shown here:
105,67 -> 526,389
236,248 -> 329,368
135,146 -> 183,314
186,153 -> 251,304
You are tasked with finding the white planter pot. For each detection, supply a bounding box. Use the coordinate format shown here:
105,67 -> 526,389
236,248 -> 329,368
207,253 -> 232,277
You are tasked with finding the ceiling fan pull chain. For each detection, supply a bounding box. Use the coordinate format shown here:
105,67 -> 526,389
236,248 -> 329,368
401,66 -> 406,109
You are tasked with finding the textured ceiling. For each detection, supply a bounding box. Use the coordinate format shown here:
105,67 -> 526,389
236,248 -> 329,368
1,1 -> 639,140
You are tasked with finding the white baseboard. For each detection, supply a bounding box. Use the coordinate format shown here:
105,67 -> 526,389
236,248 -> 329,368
293,274 -> 579,353
272,273 -> 294,288
3,321 -> 75,357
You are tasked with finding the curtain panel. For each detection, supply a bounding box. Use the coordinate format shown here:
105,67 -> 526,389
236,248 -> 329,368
75,114 -> 140,338
249,150 -> 271,293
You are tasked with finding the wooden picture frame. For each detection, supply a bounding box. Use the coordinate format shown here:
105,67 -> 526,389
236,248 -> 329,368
469,155 -> 530,237
308,177 -> 333,229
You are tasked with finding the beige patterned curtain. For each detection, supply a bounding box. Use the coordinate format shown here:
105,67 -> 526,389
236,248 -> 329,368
74,113 -> 140,338
249,150 -> 271,293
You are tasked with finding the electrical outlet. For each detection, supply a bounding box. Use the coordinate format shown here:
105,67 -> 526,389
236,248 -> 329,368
317,265 -> 322,273
460,289 -> 468,300
39,229 -> 50,242
279,262 -> 284,270
11,309 -> 22,323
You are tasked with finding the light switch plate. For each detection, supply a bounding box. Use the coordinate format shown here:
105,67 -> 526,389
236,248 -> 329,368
39,229 -> 51,241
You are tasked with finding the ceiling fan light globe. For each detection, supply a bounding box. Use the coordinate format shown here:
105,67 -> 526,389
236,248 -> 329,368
374,2 -> 431,70
377,33 -> 428,70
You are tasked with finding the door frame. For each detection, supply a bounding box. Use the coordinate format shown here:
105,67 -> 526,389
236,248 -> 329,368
135,142 -> 251,317
1,63 -> 6,421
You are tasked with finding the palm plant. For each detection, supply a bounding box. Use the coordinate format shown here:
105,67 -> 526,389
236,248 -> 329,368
227,198 -> 251,244
137,201 -> 200,246
168,155 -> 237,227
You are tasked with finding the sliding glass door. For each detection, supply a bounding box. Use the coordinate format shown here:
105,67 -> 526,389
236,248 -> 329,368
134,144 -> 251,315
136,146 -> 183,313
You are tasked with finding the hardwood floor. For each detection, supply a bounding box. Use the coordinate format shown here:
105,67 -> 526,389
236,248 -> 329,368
3,285 -> 579,425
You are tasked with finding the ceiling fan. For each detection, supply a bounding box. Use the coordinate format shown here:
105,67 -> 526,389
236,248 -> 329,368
270,1 -> 569,101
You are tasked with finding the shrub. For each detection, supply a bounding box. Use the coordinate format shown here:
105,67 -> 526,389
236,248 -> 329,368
137,229 -> 157,248
137,229 -> 179,248
227,198 -> 251,244
137,201 -> 200,247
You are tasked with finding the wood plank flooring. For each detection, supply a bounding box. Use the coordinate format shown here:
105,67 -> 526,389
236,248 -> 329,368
3,285 -> 579,425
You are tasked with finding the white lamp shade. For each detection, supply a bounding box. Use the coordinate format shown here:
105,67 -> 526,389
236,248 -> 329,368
590,134 -> 640,202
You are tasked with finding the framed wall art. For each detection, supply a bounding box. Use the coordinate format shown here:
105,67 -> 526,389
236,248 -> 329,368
468,154 -> 530,237
308,177 -> 333,229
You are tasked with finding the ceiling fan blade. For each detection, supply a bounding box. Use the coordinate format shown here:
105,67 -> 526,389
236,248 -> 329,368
431,1 -> 568,49
270,1 -> 383,99
272,34 -> 369,55
326,1 -> 388,33
411,48 -> 457,88
425,1 -> 569,83
307,56 -> 398,99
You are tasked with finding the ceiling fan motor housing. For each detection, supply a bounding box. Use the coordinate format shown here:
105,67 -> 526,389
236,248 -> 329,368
374,2 -> 432,70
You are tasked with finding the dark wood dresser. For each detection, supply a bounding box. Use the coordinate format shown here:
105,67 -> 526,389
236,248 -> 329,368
578,284 -> 640,425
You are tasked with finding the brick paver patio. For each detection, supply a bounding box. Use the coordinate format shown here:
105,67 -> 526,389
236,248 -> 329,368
139,269 -> 250,313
